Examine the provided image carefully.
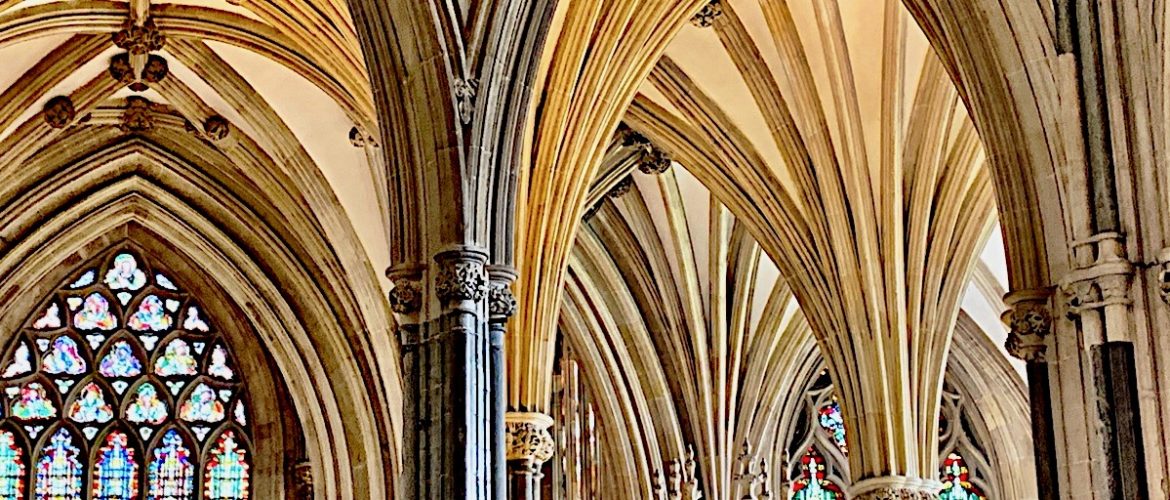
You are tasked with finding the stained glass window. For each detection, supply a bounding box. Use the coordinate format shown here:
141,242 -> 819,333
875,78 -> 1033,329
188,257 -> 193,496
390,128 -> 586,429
817,399 -> 846,454
790,448 -> 843,500
148,430 -> 193,499
93,431 -> 138,499
0,249 -> 253,499
204,431 -> 249,499
35,429 -> 81,500
0,431 -> 24,499
940,453 -> 986,500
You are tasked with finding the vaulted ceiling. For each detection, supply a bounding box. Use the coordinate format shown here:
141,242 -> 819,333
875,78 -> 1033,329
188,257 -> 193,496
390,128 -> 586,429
0,0 -> 391,293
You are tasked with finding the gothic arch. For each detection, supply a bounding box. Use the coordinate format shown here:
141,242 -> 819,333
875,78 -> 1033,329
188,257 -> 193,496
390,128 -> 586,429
0,133 -> 399,497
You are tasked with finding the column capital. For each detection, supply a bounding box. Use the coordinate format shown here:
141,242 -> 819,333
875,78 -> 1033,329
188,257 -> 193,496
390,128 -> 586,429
505,412 -> 555,465
848,476 -> 942,500
1003,289 -> 1053,363
433,246 -> 489,304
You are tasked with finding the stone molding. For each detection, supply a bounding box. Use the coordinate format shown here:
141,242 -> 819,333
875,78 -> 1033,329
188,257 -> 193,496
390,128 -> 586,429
1003,290 -> 1052,363
1061,233 -> 1133,317
505,412 -> 555,464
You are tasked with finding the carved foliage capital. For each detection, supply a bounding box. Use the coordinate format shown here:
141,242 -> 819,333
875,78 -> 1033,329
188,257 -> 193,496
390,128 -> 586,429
1005,300 -> 1051,363
1160,260 -> 1170,305
505,421 -> 555,464
610,176 -> 635,197
435,259 -> 488,303
488,282 -> 518,321
388,279 -> 422,314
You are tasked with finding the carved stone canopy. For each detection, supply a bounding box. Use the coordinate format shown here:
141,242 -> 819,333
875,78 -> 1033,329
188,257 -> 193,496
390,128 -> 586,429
43,96 -> 75,129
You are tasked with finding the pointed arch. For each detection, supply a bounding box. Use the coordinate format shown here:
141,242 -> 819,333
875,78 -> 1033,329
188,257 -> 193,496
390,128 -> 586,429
0,134 -> 399,498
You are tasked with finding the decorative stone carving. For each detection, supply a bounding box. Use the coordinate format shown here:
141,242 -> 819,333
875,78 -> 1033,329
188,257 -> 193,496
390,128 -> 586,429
203,115 -> 230,142
120,96 -> 156,133
620,125 -> 673,174
690,0 -> 724,28
505,420 -> 555,464
1005,301 -> 1052,363
1159,258 -> 1170,304
112,18 -> 166,54
435,259 -> 488,303
851,488 -> 939,500
454,78 -> 478,125
43,96 -> 75,129
348,126 -> 378,147
109,53 -> 135,86
610,176 -> 634,197
488,282 -> 518,321
291,458 -> 313,500
388,279 -> 422,314
141,54 -> 169,85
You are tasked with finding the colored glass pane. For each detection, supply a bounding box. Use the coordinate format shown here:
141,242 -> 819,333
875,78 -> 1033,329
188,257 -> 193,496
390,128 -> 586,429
125,384 -> 168,425
179,384 -> 224,423
207,345 -> 233,381
148,430 -> 193,500
67,382 -> 113,424
12,383 -> 56,421
32,304 -> 61,330
99,341 -> 142,378
940,453 -> 986,500
3,342 -> 32,378
104,254 -> 147,291
818,399 -> 847,454
73,294 -> 117,331
93,431 -> 138,499
790,448 -> 843,500
42,337 -> 86,376
128,296 -> 173,333
182,308 -> 208,333
35,428 -> 81,500
0,431 -> 24,499
233,401 -> 246,427
204,431 -> 249,499
154,340 -> 197,377
155,275 -> 177,291
68,271 -> 95,289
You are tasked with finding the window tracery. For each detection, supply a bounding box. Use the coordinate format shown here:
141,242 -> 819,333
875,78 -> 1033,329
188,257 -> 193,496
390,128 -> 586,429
0,249 -> 252,499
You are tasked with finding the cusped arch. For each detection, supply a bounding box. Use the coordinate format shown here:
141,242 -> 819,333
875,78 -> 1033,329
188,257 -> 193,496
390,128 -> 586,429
0,139 -> 399,498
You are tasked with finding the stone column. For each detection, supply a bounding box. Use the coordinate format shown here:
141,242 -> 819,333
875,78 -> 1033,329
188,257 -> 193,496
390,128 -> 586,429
488,268 -> 517,500
394,247 -> 493,498
1003,290 -> 1059,499
1061,234 -> 1147,499
506,412 -> 556,500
